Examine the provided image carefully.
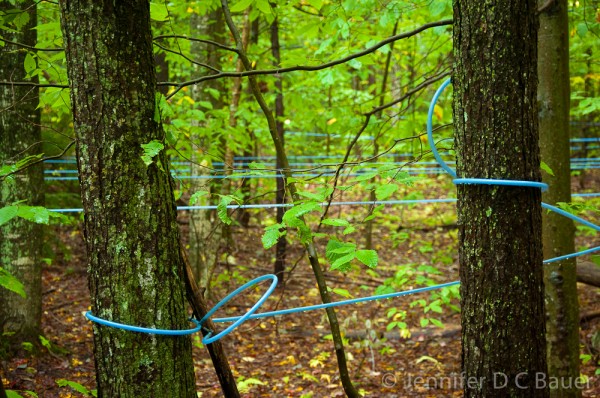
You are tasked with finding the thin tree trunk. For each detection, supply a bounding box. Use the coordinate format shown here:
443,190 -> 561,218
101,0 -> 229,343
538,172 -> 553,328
220,9 -> 250,245
60,1 -> 196,395
365,21 -> 397,250
181,248 -> 239,397
453,1 -> 548,397
538,1 -> 581,397
0,0 -> 43,348
189,9 -> 226,293
220,2 -> 359,396
271,15 -> 287,283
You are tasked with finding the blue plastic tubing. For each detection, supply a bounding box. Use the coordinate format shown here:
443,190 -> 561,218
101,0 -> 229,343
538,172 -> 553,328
86,78 -> 600,343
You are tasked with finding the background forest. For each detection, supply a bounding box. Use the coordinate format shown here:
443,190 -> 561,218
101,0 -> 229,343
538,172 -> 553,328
0,0 -> 599,397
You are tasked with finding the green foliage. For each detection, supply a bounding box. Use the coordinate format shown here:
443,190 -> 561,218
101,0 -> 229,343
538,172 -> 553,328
6,390 -> 38,398
56,379 -> 97,397
217,194 -> 238,225
261,223 -> 285,249
0,267 -> 27,298
0,154 -> 44,179
540,161 -> 555,176
236,376 -> 266,394
325,239 -> 378,271
140,140 -> 164,167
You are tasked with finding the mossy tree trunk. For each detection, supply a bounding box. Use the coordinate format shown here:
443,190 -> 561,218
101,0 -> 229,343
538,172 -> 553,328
59,1 -> 196,396
0,0 -> 43,348
538,1 -> 581,397
453,1 -> 549,397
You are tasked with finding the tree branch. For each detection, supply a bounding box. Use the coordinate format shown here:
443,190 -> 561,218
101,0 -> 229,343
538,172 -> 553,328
318,71 -> 452,223
153,34 -> 238,53
152,42 -> 220,73
1,140 -> 75,182
0,81 -> 69,88
0,37 -> 63,52
160,19 -> 453,97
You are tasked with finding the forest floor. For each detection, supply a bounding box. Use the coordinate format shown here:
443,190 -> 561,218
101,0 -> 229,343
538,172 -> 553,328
2,172 -> 600,397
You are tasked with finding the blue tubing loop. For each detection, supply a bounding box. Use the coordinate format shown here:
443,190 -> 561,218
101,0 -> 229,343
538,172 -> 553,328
85,311 -> 202,335
199,274 -> 278,344
82,79 -> 599,342
427,77 -> 600,262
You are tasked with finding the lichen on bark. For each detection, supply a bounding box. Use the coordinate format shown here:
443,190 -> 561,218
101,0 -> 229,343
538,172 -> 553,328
59,1 -> 196,395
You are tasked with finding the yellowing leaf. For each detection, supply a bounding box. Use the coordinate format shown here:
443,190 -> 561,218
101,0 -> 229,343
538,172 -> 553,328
434,104 -> 443,121
327,118 -> 337,125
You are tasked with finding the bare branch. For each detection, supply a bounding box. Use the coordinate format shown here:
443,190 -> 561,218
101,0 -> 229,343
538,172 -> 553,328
153,35 -> 238,53
0,38 -> 63,52
160,19 -> 453,95
1,140 -> 76,182
152,42 -> 220,73
0,81 -> 69,88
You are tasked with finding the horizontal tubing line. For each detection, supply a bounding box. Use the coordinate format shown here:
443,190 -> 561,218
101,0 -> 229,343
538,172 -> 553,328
212,281 -> 461,323
47,194 -> 599,213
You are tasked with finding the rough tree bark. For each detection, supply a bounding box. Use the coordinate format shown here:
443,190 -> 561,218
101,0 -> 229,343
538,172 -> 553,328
538,1 -> 581,397
0,0 -> 43,347
59,1 -> 196,395
453,0 -> 549,397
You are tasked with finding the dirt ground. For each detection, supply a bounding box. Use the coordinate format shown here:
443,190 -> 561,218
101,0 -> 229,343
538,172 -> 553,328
2,173 -> 599,397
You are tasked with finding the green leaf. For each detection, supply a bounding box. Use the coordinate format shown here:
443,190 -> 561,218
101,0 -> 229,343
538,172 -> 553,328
330,243 -> 356,254
39,335 -> 52,350
262,223 -> 284,249
321,218 -> 350,227
375,183 -> 398,200
13,10 -> 30,30
1,154 -> 44,178
24,52 -> 36,74
0,267 -> 26,298
255,0 -> 272,14
140,140 -> 164,166
331,252 -> 355,271
155,93 -> 174,123
189,190 -> 209,205
352,171 -> 378,182
284,201 -> 321,221
429,2 -> 447,17
0,205 -> 18,226
540,161 -> 554,176
17,206 -> 50,225
331,287 -> 353,299
56,379 -> 92,396
342,225 -> 356,235
420,318 -> 429,327
230,0 -> 254,12
150,2 -> 169,21
355,249 -> 378,268
576,22 -> 588,37
297,186 -> 333,202
217,195 -> 234,225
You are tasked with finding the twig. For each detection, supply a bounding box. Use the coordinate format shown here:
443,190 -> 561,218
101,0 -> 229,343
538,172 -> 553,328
0,140 -> 75,181
161,19 -> 452,96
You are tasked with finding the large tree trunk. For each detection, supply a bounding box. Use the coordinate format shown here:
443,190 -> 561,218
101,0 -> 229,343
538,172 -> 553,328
538,1 -> 581,397
59,1 -> 196,396
0,0 -> 43,347
453,1 -> 549,397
